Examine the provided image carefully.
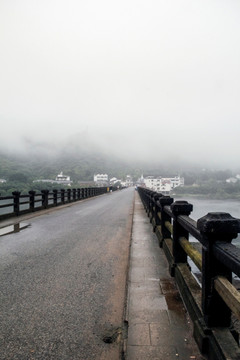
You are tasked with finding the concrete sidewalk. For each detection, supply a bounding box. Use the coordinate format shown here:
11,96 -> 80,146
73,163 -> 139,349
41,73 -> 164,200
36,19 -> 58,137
125,193 -> 205,360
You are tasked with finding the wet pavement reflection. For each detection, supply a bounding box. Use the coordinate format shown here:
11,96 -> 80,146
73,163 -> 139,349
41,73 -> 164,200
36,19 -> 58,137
0,223 -> 30,237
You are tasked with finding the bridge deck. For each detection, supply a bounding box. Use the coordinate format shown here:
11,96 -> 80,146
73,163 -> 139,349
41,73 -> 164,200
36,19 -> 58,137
126,192 -> 205,359
0,190 -> 134,360
0,190 -> 206,359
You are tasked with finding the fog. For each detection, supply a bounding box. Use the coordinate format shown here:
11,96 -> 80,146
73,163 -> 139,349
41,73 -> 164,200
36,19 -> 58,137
1,0 -> 240,169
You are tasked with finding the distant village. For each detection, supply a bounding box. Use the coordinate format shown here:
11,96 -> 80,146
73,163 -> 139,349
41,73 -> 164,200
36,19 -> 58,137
141,175 -> 184,195
30,172 -> 185,195
31,172 -> 135,188
3,170 -> 240,196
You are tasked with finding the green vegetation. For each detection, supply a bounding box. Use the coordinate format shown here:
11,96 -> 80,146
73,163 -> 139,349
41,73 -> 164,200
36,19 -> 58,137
175,170 -> 240,199
174,182 -> 240,199
0,151 -> 142,196
0,181 -> 72,197
1,150 -> 240,199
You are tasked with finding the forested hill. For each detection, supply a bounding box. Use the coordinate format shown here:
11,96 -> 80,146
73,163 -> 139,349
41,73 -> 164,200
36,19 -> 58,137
0,150 -> 140,183
1,144 -> 237,198
0,149 -> 138,195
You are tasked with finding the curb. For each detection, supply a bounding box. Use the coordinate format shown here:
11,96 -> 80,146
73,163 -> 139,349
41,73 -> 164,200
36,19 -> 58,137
122,191 -> 136,359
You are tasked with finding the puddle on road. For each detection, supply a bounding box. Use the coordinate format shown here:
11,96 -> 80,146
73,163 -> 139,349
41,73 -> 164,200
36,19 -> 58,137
0,223 -> 30,237
102,322 -> 128,344
160,278 -> 186,316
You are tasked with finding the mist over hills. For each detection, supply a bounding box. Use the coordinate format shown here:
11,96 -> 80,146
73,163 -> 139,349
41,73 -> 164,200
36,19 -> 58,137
0,131 -> 237,184
0,147 -> 185,184
1,1 -> 240,182
0,137 -> 142,182
0,134 -> 238,200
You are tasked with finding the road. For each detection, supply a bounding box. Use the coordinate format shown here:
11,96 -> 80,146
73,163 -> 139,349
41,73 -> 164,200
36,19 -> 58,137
0,188 -> 135,360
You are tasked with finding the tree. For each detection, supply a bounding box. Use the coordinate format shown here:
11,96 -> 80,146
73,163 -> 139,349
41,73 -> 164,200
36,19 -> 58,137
8,172 -> 30,183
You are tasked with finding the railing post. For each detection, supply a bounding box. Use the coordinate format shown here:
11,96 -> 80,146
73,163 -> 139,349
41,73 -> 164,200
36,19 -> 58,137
158,196 -> 174,247
77,188 -> 81,200
28,190 -> 36,212
12,191 -> 21,216
72,188 -> 76,201
67,189 -> 71,202
197,212 -> 240,327
171,201 -> 193,275
53,189 -> 58,206
149,192 -> 158,223
140,188 -> 147,212
146,190 -> 151,214
41,190 -> 49,209
61,189 -> 65,204
152,193 -> 162,231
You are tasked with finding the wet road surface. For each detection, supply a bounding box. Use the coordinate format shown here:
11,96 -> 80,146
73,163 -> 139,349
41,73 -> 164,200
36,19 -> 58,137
0,188 -> 134,360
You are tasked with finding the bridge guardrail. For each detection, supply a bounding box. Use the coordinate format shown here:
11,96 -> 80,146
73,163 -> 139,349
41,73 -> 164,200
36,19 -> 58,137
138,186 -> 240,360
0,187 -> 117,220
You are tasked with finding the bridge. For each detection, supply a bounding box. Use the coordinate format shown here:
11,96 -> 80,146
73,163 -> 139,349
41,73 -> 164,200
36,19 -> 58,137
0,187 -> 240,359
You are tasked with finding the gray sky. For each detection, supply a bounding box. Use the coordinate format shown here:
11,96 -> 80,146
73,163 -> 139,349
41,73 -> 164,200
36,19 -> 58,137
1,0 -> 240,168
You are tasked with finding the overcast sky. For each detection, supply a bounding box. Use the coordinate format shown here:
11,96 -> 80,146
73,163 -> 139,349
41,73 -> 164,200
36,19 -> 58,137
1,0 -> 240,168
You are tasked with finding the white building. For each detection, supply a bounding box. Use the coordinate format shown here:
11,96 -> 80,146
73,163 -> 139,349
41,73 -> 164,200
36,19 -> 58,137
144,175 -> 184,194
163,176 -> 184,189
121,175 -> 133,187
226,177 -> 238,184
109,177 -> 121,185
56,171 -> 71,183
94,174 -> 108,183
144,176 -> 162,192
33,171 -> 72,185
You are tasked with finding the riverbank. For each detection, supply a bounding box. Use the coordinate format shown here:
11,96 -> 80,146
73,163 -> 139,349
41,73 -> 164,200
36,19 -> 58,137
173,193 -> 240,201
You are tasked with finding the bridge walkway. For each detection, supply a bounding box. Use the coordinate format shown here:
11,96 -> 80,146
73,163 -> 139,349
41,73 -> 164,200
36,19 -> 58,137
126,192 -> 206,359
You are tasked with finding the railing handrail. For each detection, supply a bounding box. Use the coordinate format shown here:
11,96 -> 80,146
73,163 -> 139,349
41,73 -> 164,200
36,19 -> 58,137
0,186 -> 118,220
137,186 -> 240,359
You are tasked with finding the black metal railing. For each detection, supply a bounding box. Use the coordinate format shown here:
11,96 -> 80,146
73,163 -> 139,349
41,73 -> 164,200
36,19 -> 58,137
138,186 -> 240,359
0,187 -> 115,220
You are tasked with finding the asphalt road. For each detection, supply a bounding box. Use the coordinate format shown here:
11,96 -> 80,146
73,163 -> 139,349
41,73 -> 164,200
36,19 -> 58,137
0,188 -> 135,360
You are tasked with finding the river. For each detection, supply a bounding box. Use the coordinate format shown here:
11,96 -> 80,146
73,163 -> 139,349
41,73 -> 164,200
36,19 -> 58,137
177,196 -> 240,221
175,196 -> 240,246
173,195 -> 240,286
